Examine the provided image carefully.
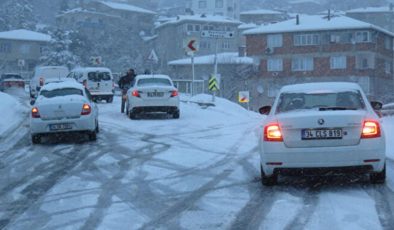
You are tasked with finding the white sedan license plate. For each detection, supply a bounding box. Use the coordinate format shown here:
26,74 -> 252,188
50,123 -> 72,131
147,92 -> 164,97
302,128 -> 342,140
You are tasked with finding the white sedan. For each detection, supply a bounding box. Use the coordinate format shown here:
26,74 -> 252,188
126,75 -> 180,119
30,80 -> 99,144
259,82 -> 385,185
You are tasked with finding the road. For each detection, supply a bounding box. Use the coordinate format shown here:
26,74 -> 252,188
0,95 -> 394,230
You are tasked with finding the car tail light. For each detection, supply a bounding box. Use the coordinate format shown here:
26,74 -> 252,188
39,77 -> 44,86
132,90 -> 140,97
171,90 -> 179,97
361,120 -> 381,139
31,107 -> 40,118
81,103 -> 91,115
264,123 -> 283,142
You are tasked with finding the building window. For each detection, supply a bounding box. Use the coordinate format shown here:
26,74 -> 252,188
199,0 -> 207,9
355,31 -> 370,43
385,36 -> 392,50
292,57 -> 314,71
19,44 -> 31,54
195,24 -> 201,32
356,54 -> 374,69
221,41 -> 231,49
200,41 -> 211,49
215,0 -> 224,8
330,56 -> 347,69
267,58 -> 283,71
294,34 -> 320,46
267,34 -> 283,48
0,43 -> 11,53
187,24 -> 194,32
385,60 -> 391,74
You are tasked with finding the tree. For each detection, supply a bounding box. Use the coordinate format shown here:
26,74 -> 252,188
40,29 -> 80,69
0,0 -> 37,30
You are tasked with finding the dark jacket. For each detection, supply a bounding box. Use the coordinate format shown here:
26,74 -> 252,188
118,73 -> 136,90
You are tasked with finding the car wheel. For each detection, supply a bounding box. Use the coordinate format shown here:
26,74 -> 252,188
129,111 -> 137,120
172,110 -> 180,119
88,131 -> 97,141
260,164 -> 278,186
107,97 -> 113,103
95,120 -> 99,133
32,135 -> 41,144
370,163 -> 386,184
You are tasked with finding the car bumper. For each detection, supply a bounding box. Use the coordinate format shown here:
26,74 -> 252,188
30,115 -> 96,135
128,97 -> 179,113
260,138 -> 385,175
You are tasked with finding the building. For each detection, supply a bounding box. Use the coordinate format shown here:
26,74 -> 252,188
0,29 -> 51,73
187,0 -> 240,19
153,14 -> 241,72
244,15 -> 394,104
240,9 -> 287,25
346,5 -> 394,33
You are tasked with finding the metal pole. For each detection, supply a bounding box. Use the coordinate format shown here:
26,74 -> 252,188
191,53 -> 195,96
212,38 -> 218,102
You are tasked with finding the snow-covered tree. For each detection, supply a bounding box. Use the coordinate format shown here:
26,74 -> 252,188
0,0 -> 36,30
40,29 -> 80,69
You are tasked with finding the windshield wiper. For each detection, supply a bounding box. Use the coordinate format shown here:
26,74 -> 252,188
319,106 -> 358,111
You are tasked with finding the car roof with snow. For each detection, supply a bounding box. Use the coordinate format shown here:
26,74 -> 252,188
72,67 -> 112,73
280,82 -> 362,94
40,80 -> 84,91
136,74 -> 172,80
35,66 -> 69,71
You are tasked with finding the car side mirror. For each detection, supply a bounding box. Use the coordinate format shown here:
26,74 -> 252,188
30,99 -> 35,106
259,105 -> 271,115
370,101 -> 383,110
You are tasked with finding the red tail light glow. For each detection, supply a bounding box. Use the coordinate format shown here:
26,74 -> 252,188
361,120 -> 381,139
171,90 -> 179,97
264,123 -> 283,142
31,107 -> 40,118
132,90 -> 140,97
81,103 -> 91,115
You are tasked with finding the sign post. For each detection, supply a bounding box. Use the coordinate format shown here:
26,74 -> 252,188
147,49 -> 159,75
184,38 -> 198,96
238,91 -> 250,110
209,75 -> 219,102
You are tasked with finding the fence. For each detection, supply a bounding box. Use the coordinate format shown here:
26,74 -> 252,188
173,79 -> 205,95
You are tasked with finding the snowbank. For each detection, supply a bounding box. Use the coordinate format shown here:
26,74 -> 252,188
383,116 -> 394,160
0,92 -> 24,136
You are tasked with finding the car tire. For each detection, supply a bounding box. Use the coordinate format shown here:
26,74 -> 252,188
172,110 -> 180,119
260,164 -> 278,186
32,135 -> 41,144
95,120 -> 99,133
129,111 -> 137,120
88,131 -> 97,141
107,97 -> 113,103
370,163 -> 386,184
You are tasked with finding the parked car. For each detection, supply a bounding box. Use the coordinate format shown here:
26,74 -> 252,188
126,74 -> 180,119
258,82 -> 385,186
67,67 -> 114,103
30,66 -> 69,98
0,73 -> 25,92
30,79 -> 99,144
381,103 -> 394,116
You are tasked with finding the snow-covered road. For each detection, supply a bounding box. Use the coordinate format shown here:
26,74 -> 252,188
1,94 -> 394,229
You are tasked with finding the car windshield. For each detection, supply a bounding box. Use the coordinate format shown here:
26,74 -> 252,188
40,88 -> 83,98
88,72 -> 111,82
2,74 -> 22,80
137,78 -> 172,86
276,91 -> 365,113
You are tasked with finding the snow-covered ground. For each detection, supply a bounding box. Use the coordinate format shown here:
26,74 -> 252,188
0,93 -> 394,229
0,91 -> 25,137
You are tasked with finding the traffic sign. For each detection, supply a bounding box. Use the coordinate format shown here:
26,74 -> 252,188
90,56 -> 102,65
184,38 -> 198,52
147,49 -> 159,63
208,75 -> 219,91
201,30 -> 234,39
238,91 -> 250,103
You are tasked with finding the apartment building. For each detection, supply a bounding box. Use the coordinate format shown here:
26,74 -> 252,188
346,5 -> 394,33
240,9 -> 288,25
187,0 -> 240,19
244,15 -> 394,104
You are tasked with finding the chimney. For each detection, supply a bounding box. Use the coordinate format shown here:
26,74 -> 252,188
296,14 -> 300,25
238,46 -> 246,57
328,9 -> 331,21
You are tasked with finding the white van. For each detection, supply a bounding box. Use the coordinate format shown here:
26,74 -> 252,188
30,66 -> 69,98
68,67 -> 114,103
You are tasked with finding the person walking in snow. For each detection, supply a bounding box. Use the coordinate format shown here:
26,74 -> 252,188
118,68 -> 136,113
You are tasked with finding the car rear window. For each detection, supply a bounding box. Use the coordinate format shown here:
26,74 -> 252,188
88,72 -> 111,82
137,78 -> 172,87
2,74 -> 22,80
40,88 -> 83,98
276,91 -> 365,113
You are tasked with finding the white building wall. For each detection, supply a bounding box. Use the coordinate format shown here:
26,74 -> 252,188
190,0 -> 240,19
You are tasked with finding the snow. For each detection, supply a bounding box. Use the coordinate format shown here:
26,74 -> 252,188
0,92 -> 25,137
240,9 -> 283,15
99,1 -> 156,15
280,82 -> 362,94
57,7 -> 120,19
347,6 -> 394,14
168,52 -> 254,66
243,15 -> 394,37
40,80 -> 84,92
0,29 -> 51,42
238,23 -> 258,30
155,15 -> 241,29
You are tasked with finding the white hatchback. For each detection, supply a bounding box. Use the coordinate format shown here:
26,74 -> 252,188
30,80 -> 99,144
259,82 -> 385,185
126,75 -> 180,119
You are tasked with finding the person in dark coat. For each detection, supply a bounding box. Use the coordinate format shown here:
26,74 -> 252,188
118,68 -> 136,113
